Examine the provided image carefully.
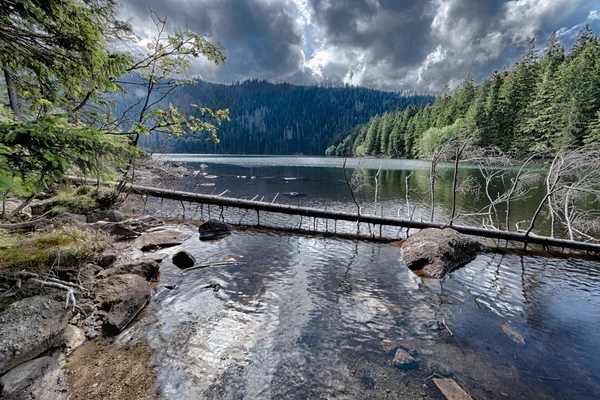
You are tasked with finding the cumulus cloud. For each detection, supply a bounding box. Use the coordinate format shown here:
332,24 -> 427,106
119,0 -> 600,92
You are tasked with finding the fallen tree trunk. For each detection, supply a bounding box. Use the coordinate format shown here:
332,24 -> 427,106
65,177 -> 600,253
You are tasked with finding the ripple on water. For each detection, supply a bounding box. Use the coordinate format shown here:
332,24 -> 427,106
120,228 -> 600,399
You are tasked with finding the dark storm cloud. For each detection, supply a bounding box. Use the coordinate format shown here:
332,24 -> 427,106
121,0 -> 600,92
121,0 -> 305,82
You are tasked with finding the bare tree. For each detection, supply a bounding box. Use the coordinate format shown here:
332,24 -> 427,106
526,146 -> 600,241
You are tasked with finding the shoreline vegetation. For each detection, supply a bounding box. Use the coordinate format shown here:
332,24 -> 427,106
326,27 -> 600,159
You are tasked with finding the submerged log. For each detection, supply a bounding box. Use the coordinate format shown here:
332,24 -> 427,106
64,177 -> 600,253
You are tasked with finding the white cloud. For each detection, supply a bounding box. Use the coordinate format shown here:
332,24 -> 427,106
589,10 -> 600,20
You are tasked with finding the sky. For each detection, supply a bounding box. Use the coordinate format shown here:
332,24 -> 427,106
120,0 -> 600,93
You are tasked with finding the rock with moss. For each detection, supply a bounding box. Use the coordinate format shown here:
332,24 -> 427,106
0,296 -> 70,374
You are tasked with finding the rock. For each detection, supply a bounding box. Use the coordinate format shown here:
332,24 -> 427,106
53,212 -> 87,224
172,251 -> 196,269
30,198 -> 59,216
63,325 -> 86,353
502,324 -> 525,345
198,219 -> 231,240
392,348 -> 416,368
401,228 -> 484,279
97,258 -> 160,282
101,223 -> 139,238
0,296 -> 70,374
94,274 -> 151,335
433,378 -> 473,400
98,252 -> 118,268
86,210 -> 124,223
0,349 -> 67,400
134,229 -> 189,252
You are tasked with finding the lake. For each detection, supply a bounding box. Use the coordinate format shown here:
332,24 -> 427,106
120,155 -> 600,399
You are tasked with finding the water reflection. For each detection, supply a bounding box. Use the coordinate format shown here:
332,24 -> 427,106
120,229 -> 600,399
144,155 -> 554,237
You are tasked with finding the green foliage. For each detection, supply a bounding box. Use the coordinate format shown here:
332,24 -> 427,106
0,117 -> 141,195
51,186 -> 118,214
417,119 -> 465,158
335,26 -> 600,159
0,0 -> 134,117
139,80 -> 433,155
0,226 -> 110,272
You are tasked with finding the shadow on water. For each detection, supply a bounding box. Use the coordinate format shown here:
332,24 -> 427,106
120,228 -> 600,399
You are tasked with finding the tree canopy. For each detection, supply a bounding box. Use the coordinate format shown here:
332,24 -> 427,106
330,26 -> 600,158
0,0 -> 228,206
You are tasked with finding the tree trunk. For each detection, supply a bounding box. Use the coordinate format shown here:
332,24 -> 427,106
2,66 -> 21,119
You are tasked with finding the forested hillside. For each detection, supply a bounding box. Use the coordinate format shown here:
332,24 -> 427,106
122,80 -> 433,155
328,26 -> 600,159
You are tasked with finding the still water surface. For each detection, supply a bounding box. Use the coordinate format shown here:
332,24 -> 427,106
121,155 -> 600,399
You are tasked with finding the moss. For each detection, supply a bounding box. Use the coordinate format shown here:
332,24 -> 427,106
0,226 -> 110,273
52,185 -> 119,214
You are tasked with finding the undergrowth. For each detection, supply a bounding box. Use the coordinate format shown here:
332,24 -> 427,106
51,185 -> 119,214
0,226 -> 110,273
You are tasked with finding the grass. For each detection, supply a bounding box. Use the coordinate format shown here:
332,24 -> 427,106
0,226 -> 110,273
50,185 -> 119,215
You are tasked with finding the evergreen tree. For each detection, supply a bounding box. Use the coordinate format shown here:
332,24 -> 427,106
521,31 -> 565,150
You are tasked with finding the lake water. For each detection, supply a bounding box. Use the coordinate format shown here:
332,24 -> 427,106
120,155 -> 600,399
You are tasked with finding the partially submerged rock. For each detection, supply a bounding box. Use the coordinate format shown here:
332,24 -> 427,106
0,296 -> 70,374
94,274 -> 151,335
98,258 -> 160,282
172,251 -> 196,269
135,228 -> 189,252
0,349 -> 67,400
502,323 -> 525,345
392,348 -> 417,369
198,219 -> 231,240
401,228 -> 485,279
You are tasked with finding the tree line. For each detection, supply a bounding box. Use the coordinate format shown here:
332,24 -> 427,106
328,26 -> 600,158
122,79 -> 434,155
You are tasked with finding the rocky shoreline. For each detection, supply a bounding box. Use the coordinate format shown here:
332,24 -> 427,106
0,158 -> 206,399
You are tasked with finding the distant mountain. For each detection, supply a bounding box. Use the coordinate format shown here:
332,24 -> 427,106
121,79 -> 433,155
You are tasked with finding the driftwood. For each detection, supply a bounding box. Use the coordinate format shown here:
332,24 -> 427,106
65,177 -> 600,253
0,218 -> 52,231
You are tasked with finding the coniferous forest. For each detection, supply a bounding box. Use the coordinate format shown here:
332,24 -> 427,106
327,26 -> 600,159
124,80 -> 433,155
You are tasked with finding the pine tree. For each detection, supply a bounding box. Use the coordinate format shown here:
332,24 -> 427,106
521,31 -> 565,150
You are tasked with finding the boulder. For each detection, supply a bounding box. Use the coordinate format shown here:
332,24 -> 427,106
94,274 -> 150,335
0,349 -> 67,400
401,228 -> 484,279
100,223 -> 139,238
0,296 -> 70,374
97,258 -> 160,282
172,251 -> 196,269
198,219 -> 231,240
135,229 -> 189,252
86,210 -> 124,223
